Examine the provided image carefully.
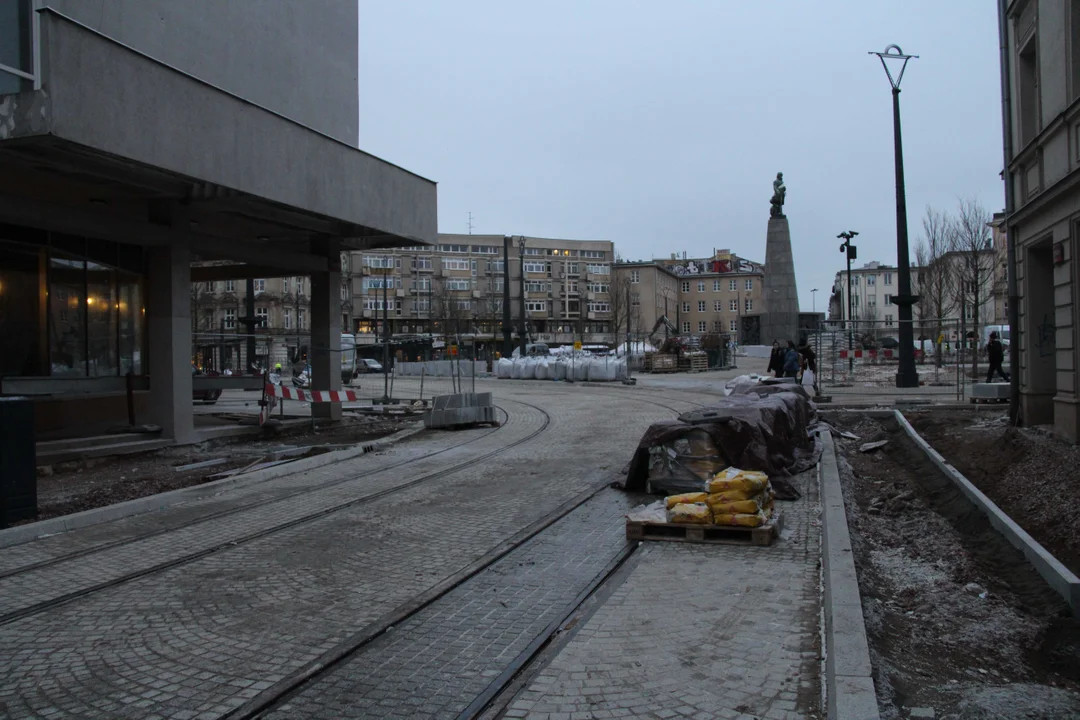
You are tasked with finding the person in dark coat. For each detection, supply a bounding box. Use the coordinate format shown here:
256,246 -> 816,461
767,340 -> 784,378
783,341 -> 800,378
798,339 -> 819,394
986,331 -> 1010,383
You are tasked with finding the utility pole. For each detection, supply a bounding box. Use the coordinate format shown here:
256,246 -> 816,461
501,236 -> 512,358
517,235 -> 527,358
839,231 -> 858,376
245,277 -> 257,373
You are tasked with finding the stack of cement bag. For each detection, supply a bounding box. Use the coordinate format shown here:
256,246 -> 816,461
662,469 -> 775,528
495,356 -> 627,382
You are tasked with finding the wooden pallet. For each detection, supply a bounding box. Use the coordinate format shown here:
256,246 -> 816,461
680,355 -> 708,373
626,512 -> 782,546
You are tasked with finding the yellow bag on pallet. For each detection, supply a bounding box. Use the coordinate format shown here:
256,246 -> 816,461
707,494 -> 768,515
707,487 -> 757,503
665,492 -> 709,509
667,502 -> 712,525
711,510 -> 768,528
708,468 -> 769,495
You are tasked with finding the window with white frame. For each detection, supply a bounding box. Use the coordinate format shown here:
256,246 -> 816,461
713,280 -> 721,292
713,320 -> 724,332
472,245 -> 499,254
526,300 -> 548,312
414,277 -> 432,292
297,309 -> 305,329
729,280 -> 737,291
566,263 -> 579,274
363,255 -> 393,269
714,301 -> 723,312
630,270 -> 640,283
413,257 -> 433,270
363,277 -> 395,290
523,247 -> 545,256
730,320 -> 737,332
254,279 -> 266,293
491,277 -> 504,292
437,244 -> 469,253
453,299 -> 471,310
867,275 -> 876,286
283,277 -> 290,293
681,281 -> 690,293
853,276 -> 860,285
364,298 -> 402,312
697,301 -> 706,312
255,307 -> 268,327
586,264 -> 610,275
694,321 -> 704,332
523,262 -> 546,273
414,298 -> 431,312
587,302 -> 610,313
682,322 -> 691,333
697,281 -> 705,292
340,283 -> 349,300
525,281 -> 550,292
224,308 -> 236,329
682,302 -> 690,313
488,259 -> 504,274
884,294 -> 892,305
729,300 -> 738,311
741,279 -> 750,290
885,314 -> 894,326
283,308 -> 292,329
631,292 -> 640,307
587,283 -> 609,293
582,250 -> 605,259
225,280 -> 235,292
745,299 -> 753,312
446,278 -> 471,291
884,272 -> 893,285
443,258 -> 470,271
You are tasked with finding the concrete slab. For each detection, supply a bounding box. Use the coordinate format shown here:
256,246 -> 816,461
972,383 -> 1010,399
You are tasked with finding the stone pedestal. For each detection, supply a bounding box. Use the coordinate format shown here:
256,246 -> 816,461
760,217 -> 800,345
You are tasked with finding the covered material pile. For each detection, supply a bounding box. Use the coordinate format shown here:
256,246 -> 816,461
620,381 -> 820,495
662,468 -> 776,528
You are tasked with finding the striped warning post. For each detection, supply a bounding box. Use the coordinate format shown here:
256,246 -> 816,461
259,383 -> 364,426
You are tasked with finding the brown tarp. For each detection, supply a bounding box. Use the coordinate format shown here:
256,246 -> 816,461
621,382 -> 821,493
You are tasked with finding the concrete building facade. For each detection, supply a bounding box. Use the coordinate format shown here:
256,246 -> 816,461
0,1 -> 436,440
347,234 -> 617,349
1000,0 -> 1080,441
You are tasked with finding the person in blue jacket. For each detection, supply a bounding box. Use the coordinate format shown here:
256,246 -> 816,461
783,340 -> 800,378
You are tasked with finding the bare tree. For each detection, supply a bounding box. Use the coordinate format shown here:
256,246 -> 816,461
912,205 -> 956,368
607,274 -> 637,351
949,198 -> 996,379
429,276 -> 471,341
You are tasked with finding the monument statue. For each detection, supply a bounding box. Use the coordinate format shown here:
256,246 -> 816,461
769,172 -> 786,218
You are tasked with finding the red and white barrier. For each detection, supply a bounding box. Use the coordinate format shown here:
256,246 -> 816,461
259,382 -> 363,425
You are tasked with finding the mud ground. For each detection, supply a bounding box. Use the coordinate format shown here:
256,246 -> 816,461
829,411 -> 1080,720
31,417 -> 411,522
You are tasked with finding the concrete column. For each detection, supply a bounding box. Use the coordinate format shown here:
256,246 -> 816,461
310,238 -> 342,421
147,237 -> 195,443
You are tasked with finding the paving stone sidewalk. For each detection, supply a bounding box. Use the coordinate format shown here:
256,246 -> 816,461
504,469 -> 822,720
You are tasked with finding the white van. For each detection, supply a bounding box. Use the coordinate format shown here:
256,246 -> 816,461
981,325 -> 1010,349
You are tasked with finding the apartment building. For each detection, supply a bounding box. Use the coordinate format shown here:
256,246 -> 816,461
828,262 -> 907,331
614,250 -> 765,345
348,234 -> 617,348
999,0 -> 1080,440
0,1 -> 435,439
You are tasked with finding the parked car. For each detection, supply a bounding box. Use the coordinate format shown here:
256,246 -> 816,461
192,364 -> 222,404
355,358 -> 384,374
879,337 -> 900,349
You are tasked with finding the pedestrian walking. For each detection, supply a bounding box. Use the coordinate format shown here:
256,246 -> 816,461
798,339 -> 819,395
783,341 -> 800,379
767,340 -> 784,378
985,331 -> 1010,383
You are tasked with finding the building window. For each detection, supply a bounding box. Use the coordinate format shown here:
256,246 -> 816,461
631,292 -> 640,307
0,0 -> 35,95
744,278 -> 753,290
414,298 -> 431,312
630,270 -> 640,283
682,322 -> 691,333
523,262 -> 546,274
730,320 -> 737,332
283,308 -> 292,329
586,264 -> 609,275
255,307 -> 268,327
413,256 -> 433,270
297,308 -> 304,330
225,280 -> 235,292
729,300 -> 738,311
853,276 -> 860,286
729,280 -> 737,291
885,314 -> 894,326
714,320 -> 724,332
713,280 -> 721,292
883,272 -> 892,286
698,321 -> 707,332
745,299 -> 753,312
867,275 -> 876,286
582,250 -> 606,259
254,279 -> 266,293
443,258 -> 471,271
587,301 -> 609,313
714,301 -> 723,312
364,255 -> 394,269
681,281 -> 691,293
224,308 -> 236,330
340,283 -> 349,300
447,278 -> 471,291
1018,36 -> 1038,146
682,302 -> 691,313
697,281 -> 705,292
587,283 -> 609,294
697,301 -> 705,312
363,277 -> 396,290
283,277 -> 290,293
884,294 -> 892,305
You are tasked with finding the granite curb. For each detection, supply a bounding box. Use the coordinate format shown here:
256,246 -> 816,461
0,423 -> 424,549
819,429 -> 881,720
894,409 -> 1080,615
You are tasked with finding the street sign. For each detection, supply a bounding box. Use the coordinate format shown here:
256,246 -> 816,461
573,341 -> 582,351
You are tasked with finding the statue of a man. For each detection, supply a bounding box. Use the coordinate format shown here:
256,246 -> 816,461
770,172 -> 786,218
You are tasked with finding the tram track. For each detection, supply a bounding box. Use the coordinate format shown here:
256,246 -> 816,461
0,400 -> 553,626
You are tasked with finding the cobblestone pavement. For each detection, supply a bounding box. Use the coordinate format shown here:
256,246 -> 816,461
503,468 -> 822,720
266,489 -> 640,719
0,385 -> 703,719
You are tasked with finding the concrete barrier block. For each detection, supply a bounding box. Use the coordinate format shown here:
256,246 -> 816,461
972,383 -> 1009,399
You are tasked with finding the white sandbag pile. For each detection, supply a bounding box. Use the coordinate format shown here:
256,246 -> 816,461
495,355 -> 626,382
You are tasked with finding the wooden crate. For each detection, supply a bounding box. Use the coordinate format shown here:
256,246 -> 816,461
626,513 -> 782,547
644,353 -> 678,373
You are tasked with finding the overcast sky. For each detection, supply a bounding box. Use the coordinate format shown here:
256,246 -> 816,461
358,1 -> 1003,313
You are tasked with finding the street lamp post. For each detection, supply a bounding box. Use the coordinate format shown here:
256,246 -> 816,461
517,236 -> 527,358
870,44 -> 920,388
838,231 -> 858,376
811,288 -> 818,313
